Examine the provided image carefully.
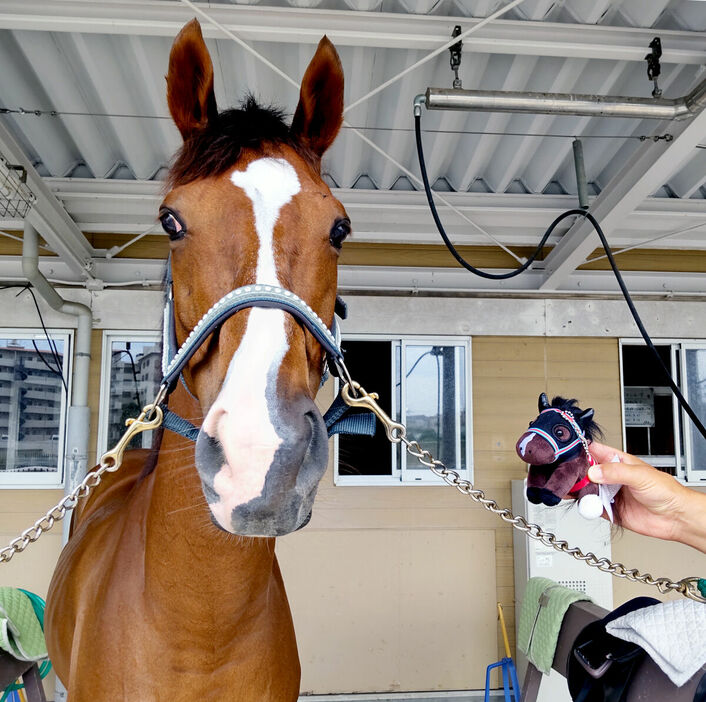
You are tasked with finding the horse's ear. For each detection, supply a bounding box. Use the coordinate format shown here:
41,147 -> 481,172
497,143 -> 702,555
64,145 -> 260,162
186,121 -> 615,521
577,407 -> 594,425
291,36 -> 344,160
538,393 -> 551,412
166,19 -> 218,141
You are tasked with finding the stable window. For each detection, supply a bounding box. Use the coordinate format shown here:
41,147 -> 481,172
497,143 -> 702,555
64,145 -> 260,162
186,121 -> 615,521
620,339 -> 706,483
97,332 -> 161,456
335,336 -> 472,485
0,329 -> 71,488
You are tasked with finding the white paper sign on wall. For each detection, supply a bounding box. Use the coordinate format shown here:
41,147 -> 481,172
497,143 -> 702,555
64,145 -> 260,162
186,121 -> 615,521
624,387 -> 655,427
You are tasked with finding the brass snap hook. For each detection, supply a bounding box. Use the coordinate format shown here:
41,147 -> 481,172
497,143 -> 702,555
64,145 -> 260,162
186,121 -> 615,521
99,402 -> 164,472
341,381 -> 406,443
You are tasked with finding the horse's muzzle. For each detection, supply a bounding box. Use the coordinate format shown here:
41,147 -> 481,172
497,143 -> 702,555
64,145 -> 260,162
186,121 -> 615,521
194,398 -> 328,537
516,431 -> 556,466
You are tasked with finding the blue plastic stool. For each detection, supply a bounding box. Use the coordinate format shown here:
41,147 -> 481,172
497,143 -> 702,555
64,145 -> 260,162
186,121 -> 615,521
484,656 -> 520,702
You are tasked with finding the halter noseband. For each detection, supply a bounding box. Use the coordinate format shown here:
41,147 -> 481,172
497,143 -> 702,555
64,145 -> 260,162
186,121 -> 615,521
161,283 -> 344,390
159,270 -> 374,441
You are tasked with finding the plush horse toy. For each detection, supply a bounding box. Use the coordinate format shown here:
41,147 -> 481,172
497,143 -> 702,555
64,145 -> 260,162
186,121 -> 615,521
516,393 -> 612,520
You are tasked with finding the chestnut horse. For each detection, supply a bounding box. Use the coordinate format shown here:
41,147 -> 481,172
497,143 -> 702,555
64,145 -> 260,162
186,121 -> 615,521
46,20 -> 346,701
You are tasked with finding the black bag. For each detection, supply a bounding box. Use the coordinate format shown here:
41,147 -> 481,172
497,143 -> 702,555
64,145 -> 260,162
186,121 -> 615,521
567,597 -> 660,702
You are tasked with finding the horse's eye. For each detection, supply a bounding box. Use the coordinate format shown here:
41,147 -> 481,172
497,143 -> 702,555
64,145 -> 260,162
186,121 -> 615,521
330,218 -> 351,250
159,209 -> 186,240
553,426 -> 569,441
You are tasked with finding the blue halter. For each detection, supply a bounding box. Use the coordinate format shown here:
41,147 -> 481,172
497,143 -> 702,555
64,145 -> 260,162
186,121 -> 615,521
526,408 -> 586,461
158,270 -> 375,442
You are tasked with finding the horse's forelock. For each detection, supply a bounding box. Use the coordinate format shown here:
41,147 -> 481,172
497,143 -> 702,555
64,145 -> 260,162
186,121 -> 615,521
166,96 -> 317,188
549,395 -> 603,442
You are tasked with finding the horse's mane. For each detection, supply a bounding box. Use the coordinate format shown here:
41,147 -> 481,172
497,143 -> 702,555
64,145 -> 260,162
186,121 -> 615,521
549,395 -> 603,442
167,95 -> 317,188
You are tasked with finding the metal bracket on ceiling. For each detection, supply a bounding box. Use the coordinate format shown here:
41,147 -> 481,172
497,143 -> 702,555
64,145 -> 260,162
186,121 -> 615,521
449,25 -> 463,90
646,37 -> 662,99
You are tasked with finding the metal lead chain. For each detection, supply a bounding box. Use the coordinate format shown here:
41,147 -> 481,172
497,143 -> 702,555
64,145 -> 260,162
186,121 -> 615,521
0,389 -> 166,564
342,381 -> 706,604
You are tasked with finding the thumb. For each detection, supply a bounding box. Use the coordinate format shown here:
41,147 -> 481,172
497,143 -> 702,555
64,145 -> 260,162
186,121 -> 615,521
588,459 -> 650,489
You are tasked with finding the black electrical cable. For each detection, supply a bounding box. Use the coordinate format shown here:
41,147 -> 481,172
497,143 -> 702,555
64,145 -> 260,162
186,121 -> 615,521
415,114 -> 552,279
403,349 -> 432,381
415,113 -> 706,443
21,286 -> 68,394
112,348 -> 142,409
31,339 -> 64,381
1,283 -> 69,394
576,207 -> 706,443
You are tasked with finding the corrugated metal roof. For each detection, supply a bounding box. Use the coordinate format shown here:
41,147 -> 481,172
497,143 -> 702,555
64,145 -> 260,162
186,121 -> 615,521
0,0 -> 705,291
0,0 -> 704,193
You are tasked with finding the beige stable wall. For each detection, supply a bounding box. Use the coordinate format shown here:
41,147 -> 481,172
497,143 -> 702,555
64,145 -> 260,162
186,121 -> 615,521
612,515 -> 706,605
2,312 -> 702,697
0,329 -> 103,697
0,330 -> 104,593
277,335 -> 625,695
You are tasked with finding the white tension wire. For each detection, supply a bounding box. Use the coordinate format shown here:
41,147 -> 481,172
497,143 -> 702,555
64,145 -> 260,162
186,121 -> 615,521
178,0 -> 527,263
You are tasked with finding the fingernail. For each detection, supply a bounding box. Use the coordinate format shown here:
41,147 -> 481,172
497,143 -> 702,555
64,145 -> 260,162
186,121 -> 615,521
588,466 -> 603,483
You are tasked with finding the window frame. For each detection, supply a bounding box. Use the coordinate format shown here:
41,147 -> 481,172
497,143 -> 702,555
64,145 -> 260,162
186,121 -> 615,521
0,327 -> 73,489
619,338 -> 706,485
334,333 -> 473,486
679,342 -> 706,484
97,330 -> 161,457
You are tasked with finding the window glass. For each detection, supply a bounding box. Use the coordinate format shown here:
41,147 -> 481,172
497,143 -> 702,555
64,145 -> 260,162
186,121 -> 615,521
337,337 -> 471,485
621,343 -> 677,472
106,339 -> 161,452
685,348 -> 706,476
338,340 -> 393,477
0,335 -> 68,480
404,344 -> 466,473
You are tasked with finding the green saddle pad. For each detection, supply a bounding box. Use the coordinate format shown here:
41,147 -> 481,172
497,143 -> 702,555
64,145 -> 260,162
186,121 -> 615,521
0,587 -> 47,662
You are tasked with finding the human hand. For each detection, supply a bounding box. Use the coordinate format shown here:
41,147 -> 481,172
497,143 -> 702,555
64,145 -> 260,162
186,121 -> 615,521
587,442 -> 705,549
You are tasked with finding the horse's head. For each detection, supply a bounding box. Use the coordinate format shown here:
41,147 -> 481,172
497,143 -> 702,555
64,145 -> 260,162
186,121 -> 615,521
516,393 -> 597,466
162,20 -> 346,536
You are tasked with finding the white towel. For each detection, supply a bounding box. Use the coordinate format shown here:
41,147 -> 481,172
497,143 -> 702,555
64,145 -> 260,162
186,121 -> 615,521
605,599 -> 706,687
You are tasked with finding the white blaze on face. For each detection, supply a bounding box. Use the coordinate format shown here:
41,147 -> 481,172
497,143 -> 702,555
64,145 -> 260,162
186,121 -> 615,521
518,433 -> 533,458
203,158 -> 301,529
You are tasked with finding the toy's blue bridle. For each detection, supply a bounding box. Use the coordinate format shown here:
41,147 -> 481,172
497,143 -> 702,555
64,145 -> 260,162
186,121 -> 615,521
158,272 -> 374,442
526,408 -> 587,461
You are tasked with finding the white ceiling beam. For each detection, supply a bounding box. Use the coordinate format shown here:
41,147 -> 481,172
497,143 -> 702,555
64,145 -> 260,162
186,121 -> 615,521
666,149 -> 706,198
0,119 -> 98,278
339,266 -> 706,296
0,2 -> 704,64
0,256 -> 165,288
540,107 -> 706,290
0,255 -> 703,298
27,179 -> 706,250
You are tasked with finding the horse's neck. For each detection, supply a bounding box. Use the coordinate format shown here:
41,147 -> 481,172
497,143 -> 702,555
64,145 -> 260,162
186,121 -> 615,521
142,384 -> 280,624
